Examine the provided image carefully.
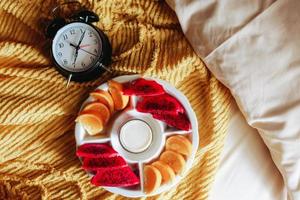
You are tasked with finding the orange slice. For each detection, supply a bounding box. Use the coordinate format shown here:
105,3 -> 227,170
159,151 -> 186,174
82,102 -> 111,124
144,165 -> 162,194
166,135 -> 192,156
108,80 -> 129,110
108,80 -> 123,91
152,161 -> 175,184
75,110 -> 104,135
90,89 -> 114,113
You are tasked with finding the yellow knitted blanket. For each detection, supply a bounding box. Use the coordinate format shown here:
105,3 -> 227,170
0,0 -> 232,199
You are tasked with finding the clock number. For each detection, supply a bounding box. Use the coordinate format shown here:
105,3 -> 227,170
63,59 -> 68,65
88,31 -> 92,37
58,52 -> 62,57
63,34 -> 68,40
80,28 -> 84,33
70,29 -> 75,35
90,56 -> 95,62
94,49 -> 98,54
59,43 -> 64,48
81,62 -> 86,67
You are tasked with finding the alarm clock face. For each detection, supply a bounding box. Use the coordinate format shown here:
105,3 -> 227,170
52,22 -> 103,73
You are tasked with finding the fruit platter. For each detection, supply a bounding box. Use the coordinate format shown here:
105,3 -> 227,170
75,75 -> 199,197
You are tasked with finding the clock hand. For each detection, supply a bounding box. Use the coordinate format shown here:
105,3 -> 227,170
77,48 -> 111,72
69,42 -> 77,48
72,30 -> 86,67
73,52 -> 78,66
79,48 -> 97,57
77,30 -> 86,48
73,48 -> 79,67
79,44 -> 92,48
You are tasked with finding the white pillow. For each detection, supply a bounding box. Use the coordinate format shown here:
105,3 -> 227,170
166,0 -> 300,199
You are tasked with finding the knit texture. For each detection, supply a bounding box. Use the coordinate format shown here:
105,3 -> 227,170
0,0 -> 232,199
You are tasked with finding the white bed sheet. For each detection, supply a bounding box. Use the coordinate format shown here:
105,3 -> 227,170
209,102 -> 287,200
165,1 -> 289,199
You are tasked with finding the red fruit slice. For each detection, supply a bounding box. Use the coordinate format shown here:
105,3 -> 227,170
76,143 -> 118,158
82,156 -> 127,170
136,94 -> 184,115
91,166 -> 140,187
152,112 -> 191,131
123,78 -> 165,96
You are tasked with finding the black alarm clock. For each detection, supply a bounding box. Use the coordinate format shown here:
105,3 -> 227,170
45,2 -> 112,83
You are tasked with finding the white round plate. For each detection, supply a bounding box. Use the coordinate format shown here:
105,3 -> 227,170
75,75 -> 199,197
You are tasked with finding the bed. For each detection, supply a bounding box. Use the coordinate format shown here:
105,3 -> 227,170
0,1 -> 236,199
0,0 -> 298,199
209,102 -> 287,200
166,0 -> 300,199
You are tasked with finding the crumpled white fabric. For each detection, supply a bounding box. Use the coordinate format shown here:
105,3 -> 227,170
209,102 -> 287,200
166,0 -> 300,199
